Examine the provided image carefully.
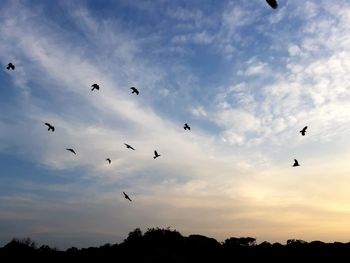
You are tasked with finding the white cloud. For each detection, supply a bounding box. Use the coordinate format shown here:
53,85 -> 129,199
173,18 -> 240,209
3,0 -> 350,247
216,109 -> 259,131
158,88 -> 170,96
214,3 -> 257,59
190,106 -> 208,118
288,44 -> 302,56
167,7 -> 204,22
171,31 -> 214,45
244,62 -> 268,76
221,5 -> 254,34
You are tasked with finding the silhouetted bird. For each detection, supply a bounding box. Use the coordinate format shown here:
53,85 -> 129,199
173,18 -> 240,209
6,63 -> 15,70
184,123 -> 190,130
123,192 -> 132,202
66,148 -> 76,155
124,143 -> 135,150
266,0 -> 278,9
153,150 -> 161,159
293,159 -> 300,167
91,84 -> 100,91
130,87 -> 139,95
300,126 -> 308,136
106,158 -> 111,164
44,123 -> 55,132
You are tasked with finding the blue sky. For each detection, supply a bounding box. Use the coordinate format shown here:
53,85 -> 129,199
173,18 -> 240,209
2,0 -> 350,248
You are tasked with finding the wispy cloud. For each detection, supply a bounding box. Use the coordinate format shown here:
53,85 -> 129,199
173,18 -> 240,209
2,0 -> 350,248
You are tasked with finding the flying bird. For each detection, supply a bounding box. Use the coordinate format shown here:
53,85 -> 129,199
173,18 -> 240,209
184,123 -> 191,130
124,143 -> 135,150
300,126 -> 308,136
6,63 -> 15,70
130,87 -> 139,95
44,123 -> 55,132
153,150 -> 161,159
91,84 -> 100,91
266,0 -> 278,9
123,192 -> 132,202
106,158 -> 111,164
66,148 -> 76,155
293,159 -> 300,167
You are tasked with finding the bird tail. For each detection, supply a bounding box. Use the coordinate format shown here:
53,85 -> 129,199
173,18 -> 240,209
153,156 -> 156,159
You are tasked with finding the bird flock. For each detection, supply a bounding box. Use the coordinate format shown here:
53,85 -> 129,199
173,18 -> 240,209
5,60 -> 191,202
5,0 -> 306,203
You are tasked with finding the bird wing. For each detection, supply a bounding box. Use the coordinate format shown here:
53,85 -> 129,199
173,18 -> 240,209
266,0 -> 278,8
154,150 -> 158,155
67,149 -> 76,154
123,192 -> 131,201
131,87 -> 139,93
44,123 -> 50,126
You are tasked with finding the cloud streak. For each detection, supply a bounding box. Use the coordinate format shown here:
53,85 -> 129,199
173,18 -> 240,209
2,0 -> 350,248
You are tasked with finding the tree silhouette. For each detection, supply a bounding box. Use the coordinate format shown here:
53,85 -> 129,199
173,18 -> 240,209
124,228 -> 143,244
2,229 -> 350,261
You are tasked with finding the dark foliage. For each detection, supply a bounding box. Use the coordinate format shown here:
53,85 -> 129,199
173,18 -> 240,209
2,229 -> 350,262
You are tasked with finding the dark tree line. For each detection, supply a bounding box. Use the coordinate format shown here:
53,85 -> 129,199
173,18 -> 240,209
1,228 -> 350,262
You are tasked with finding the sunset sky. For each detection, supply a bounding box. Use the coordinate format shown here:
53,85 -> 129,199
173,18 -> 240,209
2,0 -> 350,249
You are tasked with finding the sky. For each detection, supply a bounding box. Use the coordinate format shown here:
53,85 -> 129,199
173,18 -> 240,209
1,0 -> 350,249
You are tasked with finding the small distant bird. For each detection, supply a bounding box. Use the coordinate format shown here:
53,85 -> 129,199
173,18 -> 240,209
106,158 -> 111,164
123,192 -> 132,202
130,87 -> 139,95
44,123 -> 55,132
266,0 -> 278,9
153,150 -> 161,159
124,143 -> 135,150
300,126 -> 308,136
6,63 -> 15,70
184,123 -> 190,130
66,148 -> 76,155
293,159 -> 300,167
91,84 -> 100,91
